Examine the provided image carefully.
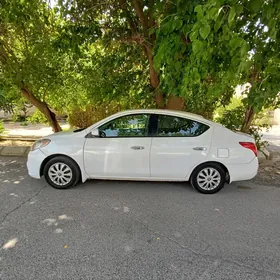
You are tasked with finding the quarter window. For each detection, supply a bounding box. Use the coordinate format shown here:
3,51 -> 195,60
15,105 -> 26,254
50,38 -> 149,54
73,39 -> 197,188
99,114 -> 149,137
155,115 -> 209,137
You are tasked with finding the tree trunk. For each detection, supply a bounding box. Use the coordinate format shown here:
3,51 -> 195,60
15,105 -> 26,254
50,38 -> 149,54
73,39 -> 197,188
21,88 -> 62,132
143,44 -> 166,108
166,95 -> 185,110
130,0 -> 186,110
145,46 -> 185,110
241,106 -> 255,133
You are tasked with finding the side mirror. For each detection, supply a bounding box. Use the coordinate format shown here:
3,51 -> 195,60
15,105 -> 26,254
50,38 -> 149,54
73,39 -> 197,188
91,128 -> 100,137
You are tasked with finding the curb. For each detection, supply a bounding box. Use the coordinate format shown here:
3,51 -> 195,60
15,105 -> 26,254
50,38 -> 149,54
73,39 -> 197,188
258,150 -> 266,163
0,146 -> 30,156
0,136 -> 38,141
261,148 -> 273,160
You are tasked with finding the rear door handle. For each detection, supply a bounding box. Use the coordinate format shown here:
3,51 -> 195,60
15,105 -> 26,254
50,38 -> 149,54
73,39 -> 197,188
193,147 -> 207,151
131,146 -> 145,150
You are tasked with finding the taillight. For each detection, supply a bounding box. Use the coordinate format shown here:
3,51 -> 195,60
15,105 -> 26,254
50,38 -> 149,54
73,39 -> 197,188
239,142 -> 258,157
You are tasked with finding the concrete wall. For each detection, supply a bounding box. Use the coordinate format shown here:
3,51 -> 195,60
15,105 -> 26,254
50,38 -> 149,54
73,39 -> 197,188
0,106 -> 36,119
0,106 -> 67,121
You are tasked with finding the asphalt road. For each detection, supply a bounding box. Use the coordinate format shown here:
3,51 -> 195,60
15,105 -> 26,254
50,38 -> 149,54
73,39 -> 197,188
0,157 -> 280,280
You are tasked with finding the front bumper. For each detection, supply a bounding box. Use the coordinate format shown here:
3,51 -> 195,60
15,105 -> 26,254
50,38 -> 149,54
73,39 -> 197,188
27,149 -> 47,179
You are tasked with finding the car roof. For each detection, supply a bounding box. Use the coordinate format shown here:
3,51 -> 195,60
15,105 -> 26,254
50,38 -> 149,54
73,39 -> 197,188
115,109 -> 209,122
87,109 -> 215,132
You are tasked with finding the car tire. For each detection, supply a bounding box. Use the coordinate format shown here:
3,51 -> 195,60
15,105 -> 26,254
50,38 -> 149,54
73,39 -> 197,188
43,156 -> 80,189
190,163 -> 226,194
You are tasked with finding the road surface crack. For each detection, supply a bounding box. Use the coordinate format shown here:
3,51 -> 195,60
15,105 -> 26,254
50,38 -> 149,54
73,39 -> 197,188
0,185 -> 47,226
127,214 -> 280,279
128,214 -> 202,254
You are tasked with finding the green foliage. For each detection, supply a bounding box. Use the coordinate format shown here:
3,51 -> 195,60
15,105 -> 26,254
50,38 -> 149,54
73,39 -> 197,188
67,92 -> 155,129
0,0 -> 279,136
11,98 -> 33,121
214,96 -> 244,129
0,0 -> 100,131
154,0 -> 280,117
27,110 -> 48,124
0,84 -> 19,113
215,97 -> 271,149
0,120 -> 4,135
254,110 -> 272,127
216,105 -> 246,131
68,102 -> 121,128
12,114 -> 26,122
216,107 -> 268,150
68,105 -> 95,129
72,43 -> 151,108
1,0 -> 153,129
20,121 -> 28,126
1,1 -> 61,90
248,126 -> 268,150
153,2 -> 237,115
250,111 -> 271,149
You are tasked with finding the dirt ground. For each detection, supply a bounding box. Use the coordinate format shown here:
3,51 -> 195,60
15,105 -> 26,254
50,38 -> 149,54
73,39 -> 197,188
252,158 -> 280,187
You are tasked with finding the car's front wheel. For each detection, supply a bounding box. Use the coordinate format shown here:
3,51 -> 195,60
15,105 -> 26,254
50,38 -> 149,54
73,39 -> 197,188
191,163 -> 226,194
43,156 -> 80,189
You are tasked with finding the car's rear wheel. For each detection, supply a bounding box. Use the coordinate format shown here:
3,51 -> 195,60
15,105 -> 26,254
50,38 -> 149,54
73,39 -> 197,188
43,156 -> 80,189
191,163 -> 226,194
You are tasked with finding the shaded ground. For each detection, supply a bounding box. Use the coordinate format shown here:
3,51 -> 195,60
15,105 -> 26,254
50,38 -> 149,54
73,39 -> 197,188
1,157 -> 280,280
253,158 -> 280,187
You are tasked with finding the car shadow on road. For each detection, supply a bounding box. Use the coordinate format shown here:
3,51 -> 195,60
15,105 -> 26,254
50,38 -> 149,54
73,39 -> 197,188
69,178 -> 244,195
76,179 -> 194,191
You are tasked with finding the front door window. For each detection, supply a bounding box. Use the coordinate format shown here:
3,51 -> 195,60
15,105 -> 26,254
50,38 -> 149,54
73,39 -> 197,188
99,114 -> 149,138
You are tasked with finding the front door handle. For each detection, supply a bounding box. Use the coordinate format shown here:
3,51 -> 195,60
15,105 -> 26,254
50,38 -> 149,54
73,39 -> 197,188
131,146 -> 145,150
193,147 -> 207,151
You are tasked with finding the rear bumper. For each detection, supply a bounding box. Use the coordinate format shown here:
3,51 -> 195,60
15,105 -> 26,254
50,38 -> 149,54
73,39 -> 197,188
27,149 -> 47,179
228,157 -> 258,183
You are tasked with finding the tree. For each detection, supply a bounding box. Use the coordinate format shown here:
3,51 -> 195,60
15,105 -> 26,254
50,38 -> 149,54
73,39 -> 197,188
77,42 -> 152,105
0,0 -> 62,131
153,1 -> 236,117
65,41 -> 154,128
0,0 -> 99,131
1,0 -> 279,135
59,0 -> 188,109
233,1 -> 280,132
154,0 -> 280,127
200,0 -> 280,132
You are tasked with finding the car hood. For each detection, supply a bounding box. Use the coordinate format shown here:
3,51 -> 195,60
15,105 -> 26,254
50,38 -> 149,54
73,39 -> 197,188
44,129 -> 86,139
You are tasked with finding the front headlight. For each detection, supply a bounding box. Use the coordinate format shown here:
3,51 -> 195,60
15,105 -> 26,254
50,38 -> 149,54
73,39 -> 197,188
31,139 -> 51,151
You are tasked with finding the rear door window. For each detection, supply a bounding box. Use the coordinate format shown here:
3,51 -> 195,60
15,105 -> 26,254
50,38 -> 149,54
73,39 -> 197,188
154,115 -> 209,137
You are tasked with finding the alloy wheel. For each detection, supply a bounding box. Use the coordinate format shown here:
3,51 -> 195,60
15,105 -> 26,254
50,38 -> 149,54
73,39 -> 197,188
197,167 -> 221,190
48,162 -> 73,186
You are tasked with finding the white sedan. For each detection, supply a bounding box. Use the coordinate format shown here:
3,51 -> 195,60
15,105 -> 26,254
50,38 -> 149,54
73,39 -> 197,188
27,109 -> 258,194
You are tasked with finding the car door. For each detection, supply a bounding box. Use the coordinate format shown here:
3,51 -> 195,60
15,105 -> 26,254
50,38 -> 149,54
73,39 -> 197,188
150,114 -> 212,179
83,113 -> 152,178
